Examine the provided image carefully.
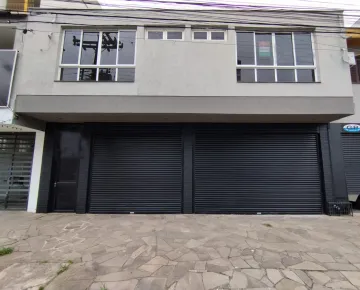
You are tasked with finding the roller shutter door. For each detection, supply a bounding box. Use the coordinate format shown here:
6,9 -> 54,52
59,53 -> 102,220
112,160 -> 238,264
342,134 -> 360,199
0,133 -> 35,210
89,125 -> 183,213
194,128 -> 323,214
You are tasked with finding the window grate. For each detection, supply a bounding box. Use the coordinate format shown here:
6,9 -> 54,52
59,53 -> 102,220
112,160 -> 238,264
0,133 -> 35,211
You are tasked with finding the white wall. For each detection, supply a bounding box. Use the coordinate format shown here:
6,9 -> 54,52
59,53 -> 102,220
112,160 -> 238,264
27,131 -> 45,213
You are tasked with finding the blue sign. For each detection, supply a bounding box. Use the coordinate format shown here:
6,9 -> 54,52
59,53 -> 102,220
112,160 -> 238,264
343,124 -> 360,133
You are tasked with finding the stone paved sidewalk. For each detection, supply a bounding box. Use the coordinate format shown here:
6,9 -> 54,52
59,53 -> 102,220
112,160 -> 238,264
1,212 -> 360,289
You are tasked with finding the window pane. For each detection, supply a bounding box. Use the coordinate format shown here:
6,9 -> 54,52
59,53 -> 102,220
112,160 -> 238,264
276,33 -> 294,65
167,31 -> 182,40
61,30 -> 81,64
60,68 -> 78,81
118,31 -> 136,65
236,69 -> 255,82
211,31 -> 224,40
194,31 -> 207,40
256,33 -> 273,65
100,32 -> 117,65
277,69 -> 295,82
297,69 -> 315,82
294,32 -> 314,65
148,31 -> 163,39
99,68 -> 116,81
257,69 -> 275,82
117,68 -> 135,82
350,65 -> 359,83
79,68 -> 97,81
236,32 -> 254,65
80,32 -> 100,65
0,50 -> 16,106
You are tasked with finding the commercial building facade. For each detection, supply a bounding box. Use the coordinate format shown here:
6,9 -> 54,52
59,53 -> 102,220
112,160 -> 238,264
5,8 -> 359,214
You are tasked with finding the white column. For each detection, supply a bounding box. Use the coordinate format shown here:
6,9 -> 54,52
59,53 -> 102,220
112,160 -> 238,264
27,130 -> 45,212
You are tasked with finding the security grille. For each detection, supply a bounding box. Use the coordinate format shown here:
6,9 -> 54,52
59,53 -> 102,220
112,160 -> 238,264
0,133 -> 35,210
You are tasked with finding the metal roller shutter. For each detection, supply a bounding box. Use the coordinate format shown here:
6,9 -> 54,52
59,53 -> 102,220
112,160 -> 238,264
89,125 -> 183,213
194,127 -> 323,214
0,133 -> 35,210
342,134 -> 360,198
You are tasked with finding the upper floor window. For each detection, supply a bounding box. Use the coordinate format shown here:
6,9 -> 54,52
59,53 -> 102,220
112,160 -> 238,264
193,30 -> 226,41
350,55 -> 360,84
59,29 -> 136,82
147,29 -> 183,40
236,32 -> 316,83
0,50 -> 17,107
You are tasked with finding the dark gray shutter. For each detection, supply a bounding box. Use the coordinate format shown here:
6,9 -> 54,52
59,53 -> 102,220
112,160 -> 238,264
89,125 -> 183,213
342,134 -> 360,197
0,133 -> 35,210
194,127 -> 323,214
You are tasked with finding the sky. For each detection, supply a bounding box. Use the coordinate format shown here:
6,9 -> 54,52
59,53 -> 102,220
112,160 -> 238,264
99,0 -> 360,26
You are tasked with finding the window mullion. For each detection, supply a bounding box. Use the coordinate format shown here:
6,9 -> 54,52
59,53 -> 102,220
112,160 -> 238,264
291,32 -> 298,82
272,33 -> 277,82
96,32 -> 102,81
115,31 -> 120,81
310,33 -> 318,82
253,32 -> 257,82
77,30 -> 83,81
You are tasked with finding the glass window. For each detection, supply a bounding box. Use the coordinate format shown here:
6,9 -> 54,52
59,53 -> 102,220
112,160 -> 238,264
60,68 -> 78,81
61,30 -> 81,64
236,32 -> 255,65
0,50 -> 16,107
257,69 -> 275,82
80,32 -> 100,65
118,31 -> 136,65
276,33 -> 294,66
79,68 -> 97,81
277,69 -> 295,82
100,32 -> 117,65
256,34 -> 273,65
148,31 -> 163,39
167,31 -> 182,40
294,32 -> 314,65
237,69 -> 255,82
99,68 -> 116,81
297,69 -> 315,82
117,68 -> 135,82
59,30 -> 136,82
194,31 -> 207,40
350,57 -> 360,83
236,31 -> 316,83
211,31 -> 225,40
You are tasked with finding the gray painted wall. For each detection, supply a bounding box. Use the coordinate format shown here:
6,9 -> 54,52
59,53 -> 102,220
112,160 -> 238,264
12,10 -> 355,121
334,85 -> 360,123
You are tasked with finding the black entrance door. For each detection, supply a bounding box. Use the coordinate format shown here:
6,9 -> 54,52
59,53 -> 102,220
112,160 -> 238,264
52,129 -> 81,212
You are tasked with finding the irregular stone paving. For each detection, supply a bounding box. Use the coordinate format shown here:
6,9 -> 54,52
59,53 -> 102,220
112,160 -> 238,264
1,213 -> 360,289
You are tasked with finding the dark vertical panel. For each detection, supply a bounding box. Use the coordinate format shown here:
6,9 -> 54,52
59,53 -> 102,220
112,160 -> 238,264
342,132 -> 360,200
36,124 -> 54,213
76,125 -> 91,213
182,125 -> 192,214
319,124 -> 334,205
328,124 -> 348,201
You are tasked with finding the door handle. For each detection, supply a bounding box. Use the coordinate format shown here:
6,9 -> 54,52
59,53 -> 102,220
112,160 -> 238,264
54,182 -> 57,188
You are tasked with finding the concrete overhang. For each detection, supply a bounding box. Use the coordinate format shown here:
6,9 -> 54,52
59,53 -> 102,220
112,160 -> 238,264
15,94 -> 354,123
